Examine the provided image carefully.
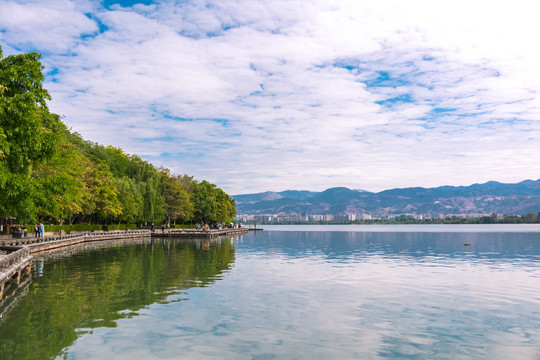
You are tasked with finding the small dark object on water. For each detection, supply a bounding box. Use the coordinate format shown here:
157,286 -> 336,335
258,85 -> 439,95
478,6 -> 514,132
464,243 -> 472,246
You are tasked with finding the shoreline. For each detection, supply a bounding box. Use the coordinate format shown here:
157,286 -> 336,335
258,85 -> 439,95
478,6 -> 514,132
258,223 -> 540,232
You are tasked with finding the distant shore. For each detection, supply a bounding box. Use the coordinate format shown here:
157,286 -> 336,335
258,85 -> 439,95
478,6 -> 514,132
257,223 -> 540,232
240,217 -> 540,226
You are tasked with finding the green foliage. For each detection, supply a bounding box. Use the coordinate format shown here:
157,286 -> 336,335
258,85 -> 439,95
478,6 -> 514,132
86,144 -> 130,178
191,180 -> 236,223
0,48 -> 59,222
114,176 -> 143,223
37,224 -> 138,232
44,224 -> 103,232
0,53 -> 57,176
171,224 -> 196,229
32,140 -> 84,222
214,187 -> 237,223
160,168 -> 194,223
0,173 -> 36,221
102,224 -> 138,231
0,46 -> 236,227
79,161 -> 122,222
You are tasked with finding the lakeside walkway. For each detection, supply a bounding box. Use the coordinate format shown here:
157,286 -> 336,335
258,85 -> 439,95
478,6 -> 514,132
0,228 -> 252,299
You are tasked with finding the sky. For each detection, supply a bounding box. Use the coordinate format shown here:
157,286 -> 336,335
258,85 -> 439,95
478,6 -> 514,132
1,0 -> 540,195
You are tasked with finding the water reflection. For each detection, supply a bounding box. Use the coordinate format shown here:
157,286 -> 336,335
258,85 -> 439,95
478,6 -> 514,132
0,237 -> 235,360
1,229 -> 539,360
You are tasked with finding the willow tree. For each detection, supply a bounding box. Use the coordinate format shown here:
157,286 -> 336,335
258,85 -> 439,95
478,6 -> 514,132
114,176 -> 143,224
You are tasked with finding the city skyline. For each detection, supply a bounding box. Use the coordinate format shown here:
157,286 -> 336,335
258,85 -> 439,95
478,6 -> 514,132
1,0 -> 540,194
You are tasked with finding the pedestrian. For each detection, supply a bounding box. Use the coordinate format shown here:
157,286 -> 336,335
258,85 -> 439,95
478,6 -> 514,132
161,223 -> 165,233
39,222 -> 45,238
151,223 -> 155,232
35,223 -> 39,237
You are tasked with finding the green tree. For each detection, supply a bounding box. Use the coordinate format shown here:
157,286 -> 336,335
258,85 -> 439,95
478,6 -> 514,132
114,176 -> 143,224
191,180 -> 236,224
86,144 -> 130,178
191,180 -> 216,223
214,187 -> 236,223
32,142 -> 84,224
160,168 -> 194,224
177,174 -> 198,194
80,161 -> 122,224
0,47 -> 59,222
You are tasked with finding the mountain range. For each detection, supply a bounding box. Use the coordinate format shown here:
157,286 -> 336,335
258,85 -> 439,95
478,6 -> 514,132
233,179 -> 540,217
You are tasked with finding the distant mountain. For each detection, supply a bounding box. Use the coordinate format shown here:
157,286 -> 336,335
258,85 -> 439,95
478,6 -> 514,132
233,190 -> 319,204
233,179 -> 540,216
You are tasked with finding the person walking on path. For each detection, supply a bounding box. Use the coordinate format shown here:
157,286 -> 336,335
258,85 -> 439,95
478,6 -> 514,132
39,222 -> 45,238
35,223 -> 39,237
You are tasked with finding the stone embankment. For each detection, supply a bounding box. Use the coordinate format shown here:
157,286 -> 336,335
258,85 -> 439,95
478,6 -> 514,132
0,228 -> 252,300
0,246 -> 31,298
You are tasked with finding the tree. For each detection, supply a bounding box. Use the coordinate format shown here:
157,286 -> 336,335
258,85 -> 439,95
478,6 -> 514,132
191,180 -> 236,224
125,155 -> 164,222
114,176 -> 143,224
214,187 -> 236,223
177,174 -> 198,194
160,168 -> 194,224
86,144 -> 130,178
191,180 -> 216,223
0,49 -> 55,173
0,46 -> 59,222
32,141 -> 84,224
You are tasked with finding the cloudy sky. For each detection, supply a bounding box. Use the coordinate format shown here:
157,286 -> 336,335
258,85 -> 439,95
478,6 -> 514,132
1,0 -> 539,194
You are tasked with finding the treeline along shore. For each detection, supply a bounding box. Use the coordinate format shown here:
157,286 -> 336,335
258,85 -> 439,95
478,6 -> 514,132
0,46 -> 236,232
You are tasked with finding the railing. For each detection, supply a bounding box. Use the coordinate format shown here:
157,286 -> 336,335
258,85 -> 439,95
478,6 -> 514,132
165,228 -> 246,233
155,228 -> 249,237
0,228 -> 247,256
7,233 -> 83,246
0,229 -> 152,246
0,246 -> 30,272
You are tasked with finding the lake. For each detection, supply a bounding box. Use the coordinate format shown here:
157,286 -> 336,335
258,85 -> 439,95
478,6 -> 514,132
0,225 -> 539,359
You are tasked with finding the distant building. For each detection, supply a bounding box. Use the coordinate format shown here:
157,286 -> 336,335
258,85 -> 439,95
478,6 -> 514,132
323,214 -> 334,221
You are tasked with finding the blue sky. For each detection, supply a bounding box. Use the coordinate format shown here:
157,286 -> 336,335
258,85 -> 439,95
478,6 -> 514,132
1,0 -> 539,194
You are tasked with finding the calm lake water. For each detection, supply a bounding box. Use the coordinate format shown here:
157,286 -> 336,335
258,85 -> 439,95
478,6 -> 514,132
0,225 -> 539,359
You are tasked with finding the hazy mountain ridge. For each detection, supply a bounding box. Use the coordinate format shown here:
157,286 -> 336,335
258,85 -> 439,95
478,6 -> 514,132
233,179 -> 540,216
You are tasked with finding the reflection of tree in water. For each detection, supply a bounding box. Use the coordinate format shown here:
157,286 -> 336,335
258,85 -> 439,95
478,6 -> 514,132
0,275 -> 32,325
0,237 -> 235,360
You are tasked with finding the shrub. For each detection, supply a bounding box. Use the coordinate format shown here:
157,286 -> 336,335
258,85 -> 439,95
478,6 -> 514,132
31,224 -> 138,232
102,224 -> 137,231
172,224 -> 196,229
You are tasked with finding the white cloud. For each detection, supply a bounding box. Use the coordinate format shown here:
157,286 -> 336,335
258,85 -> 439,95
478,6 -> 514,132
1,0 -> 539,194
0,0 -> 97,53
